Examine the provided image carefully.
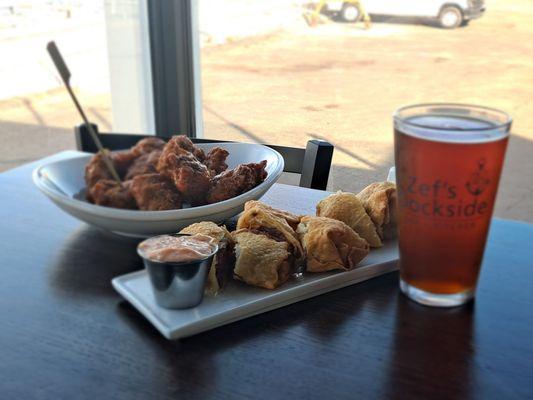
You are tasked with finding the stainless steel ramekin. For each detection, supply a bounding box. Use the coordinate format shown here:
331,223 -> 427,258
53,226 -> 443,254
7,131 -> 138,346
137,234 -> 218,309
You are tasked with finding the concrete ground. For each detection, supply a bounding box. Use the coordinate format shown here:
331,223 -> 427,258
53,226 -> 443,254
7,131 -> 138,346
1,0 -> 532,221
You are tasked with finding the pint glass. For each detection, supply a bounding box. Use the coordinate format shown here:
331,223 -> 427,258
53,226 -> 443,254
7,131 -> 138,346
394,104 -> 511,307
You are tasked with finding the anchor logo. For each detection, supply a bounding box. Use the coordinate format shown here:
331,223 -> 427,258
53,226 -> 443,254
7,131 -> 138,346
465,158 -> 491,196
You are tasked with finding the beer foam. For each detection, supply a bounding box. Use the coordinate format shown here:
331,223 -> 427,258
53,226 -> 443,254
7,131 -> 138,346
396,115 -> 510,144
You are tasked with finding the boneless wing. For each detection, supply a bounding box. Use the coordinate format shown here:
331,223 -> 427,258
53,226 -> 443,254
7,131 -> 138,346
207,160 -> 267,204
110,137 -> 166,180
112,150 -> 138,176
130,173 -> 182,211
88,179 -> 137,209
205,147 -> 229,175
124,150 -> 161,180
85,150 -> 138,192
157,152 -> 211,205
131,137 -> 166,156
160,135 -> 206,162
85,152 -> 113,190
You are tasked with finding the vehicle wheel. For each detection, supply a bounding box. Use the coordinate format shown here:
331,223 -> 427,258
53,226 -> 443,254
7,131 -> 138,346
438,6 -> 463,29
340,3 -> 362,23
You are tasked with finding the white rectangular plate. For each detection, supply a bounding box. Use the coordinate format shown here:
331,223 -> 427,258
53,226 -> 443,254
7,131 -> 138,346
112,240 -> 398,339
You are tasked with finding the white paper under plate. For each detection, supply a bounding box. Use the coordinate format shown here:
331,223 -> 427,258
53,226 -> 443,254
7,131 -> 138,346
112,240 -> 399,340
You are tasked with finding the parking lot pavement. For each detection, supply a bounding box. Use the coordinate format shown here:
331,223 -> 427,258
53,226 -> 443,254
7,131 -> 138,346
200,1 -> 533,221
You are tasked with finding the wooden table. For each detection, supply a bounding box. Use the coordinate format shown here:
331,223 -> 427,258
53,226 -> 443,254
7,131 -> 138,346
1,152 -> 532,400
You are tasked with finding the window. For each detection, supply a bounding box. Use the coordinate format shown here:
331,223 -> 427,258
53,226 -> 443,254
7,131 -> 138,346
196,0 -> 532,220
0,0 -> 153,172
1,0 -> 530,221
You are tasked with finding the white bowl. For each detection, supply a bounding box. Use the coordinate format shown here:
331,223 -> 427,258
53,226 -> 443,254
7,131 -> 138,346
33,143 -> 284,237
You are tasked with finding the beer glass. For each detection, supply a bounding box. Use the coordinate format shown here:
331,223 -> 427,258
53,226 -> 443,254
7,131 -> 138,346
393,104 -> 511,307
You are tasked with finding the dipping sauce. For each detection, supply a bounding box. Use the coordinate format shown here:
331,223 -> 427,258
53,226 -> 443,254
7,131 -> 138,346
138,234 -> 218,263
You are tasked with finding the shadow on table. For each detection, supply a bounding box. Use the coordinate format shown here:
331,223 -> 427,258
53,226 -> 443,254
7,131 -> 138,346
295,270 -> 399,339
120,270 -> 399,349
49,225 -> 142,299
383,299 -> 475,399
114,301 -> 220,397
112,271 -> 400,398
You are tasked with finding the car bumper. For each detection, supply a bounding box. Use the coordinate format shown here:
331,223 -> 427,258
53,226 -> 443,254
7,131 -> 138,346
464,7 -> 485,20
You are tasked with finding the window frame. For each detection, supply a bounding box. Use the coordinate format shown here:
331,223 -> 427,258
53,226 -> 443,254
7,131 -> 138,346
147,0 -> 202,138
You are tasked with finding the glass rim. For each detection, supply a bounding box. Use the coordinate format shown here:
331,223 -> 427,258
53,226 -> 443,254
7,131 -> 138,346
393,103 -> 512,132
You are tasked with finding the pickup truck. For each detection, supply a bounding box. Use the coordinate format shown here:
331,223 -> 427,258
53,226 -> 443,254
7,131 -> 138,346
324,0 -> 485,29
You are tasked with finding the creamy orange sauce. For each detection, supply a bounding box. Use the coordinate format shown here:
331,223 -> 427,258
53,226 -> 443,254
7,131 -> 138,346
138,234 -> 217,263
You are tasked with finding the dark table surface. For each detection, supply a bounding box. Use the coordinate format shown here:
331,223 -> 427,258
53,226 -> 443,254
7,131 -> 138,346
1,152 -> 532,400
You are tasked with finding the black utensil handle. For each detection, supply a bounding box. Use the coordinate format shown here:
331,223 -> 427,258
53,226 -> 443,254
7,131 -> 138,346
46,41 -> 71,86
46,41 -> 121,183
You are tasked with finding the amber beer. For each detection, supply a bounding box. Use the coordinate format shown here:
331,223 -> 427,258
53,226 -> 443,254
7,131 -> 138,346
393,104 -> 511,307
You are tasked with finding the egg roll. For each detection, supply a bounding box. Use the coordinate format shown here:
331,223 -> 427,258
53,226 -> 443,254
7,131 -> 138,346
237,201 -> 303,260
356,182 -> 398,240
297,216 -> 369,273
316,191 -> 381,247
232,229 -> 293,290
180,221 -> 235,295
243,200 -> 302,230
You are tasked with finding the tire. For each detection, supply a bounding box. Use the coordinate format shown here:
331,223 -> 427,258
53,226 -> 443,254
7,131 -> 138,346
340,3 -> 362,23
438,6 -> 463,29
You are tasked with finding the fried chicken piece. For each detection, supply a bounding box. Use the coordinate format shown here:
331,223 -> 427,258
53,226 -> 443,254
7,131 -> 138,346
157,151 -> 211,205
207,160 -> 268,204
85,150 -> 138,194
114,137 -> 165,179
157,135 -> 213,203
86,138 -> 165,183
175,135 -> 206,161
131,137 -> 166,156
204,147 -> 229,175
124,150 -> 161,180
88,179 -> 137,209
160,135 -> 206,162
130,173 -> 182,211
85,152 -> 113,190
85,151 -> 130,192
112,150 -> 138,177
